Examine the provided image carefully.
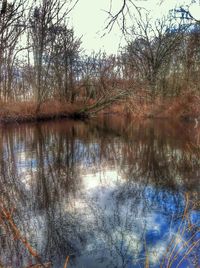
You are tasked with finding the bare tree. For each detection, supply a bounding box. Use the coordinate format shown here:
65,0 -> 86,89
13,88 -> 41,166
28,0 -> 78,109
50,25 -> 81,102
105,0 -> 144,33
0,0 -> 27,100
124,12 -> 190,96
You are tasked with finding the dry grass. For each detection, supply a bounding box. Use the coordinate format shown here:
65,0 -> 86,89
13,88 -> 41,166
163,91 -> 200,120
105,90 -> 200,122
142,193 -> 200,268
0,90 -> 200,123
0,100 -> 84,123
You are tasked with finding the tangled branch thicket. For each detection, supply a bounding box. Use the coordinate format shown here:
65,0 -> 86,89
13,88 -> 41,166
0,0 -> 200,119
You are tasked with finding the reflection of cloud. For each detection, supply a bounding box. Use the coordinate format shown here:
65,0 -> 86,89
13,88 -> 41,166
19,169 -> 37,189
64,198 -> 89,215
20,173 -> 32,190
149,241 -> 167,264
82,169 -> 122,190
146,214 -> 162,233
112,228 -> 142,258
26,215 -> 45,253
174,233 -> 185,245
19,161 -> 193,267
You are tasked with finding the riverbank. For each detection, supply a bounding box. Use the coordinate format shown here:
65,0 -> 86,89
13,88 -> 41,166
0,100 -> 88,123
0,91 -> 200,124
106,90 -> 200,122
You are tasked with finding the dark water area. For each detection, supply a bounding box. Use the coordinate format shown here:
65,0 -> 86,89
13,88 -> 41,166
0,117 -> 199,268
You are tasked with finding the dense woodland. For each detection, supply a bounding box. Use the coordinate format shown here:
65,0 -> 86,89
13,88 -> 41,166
0,0 -> 200,120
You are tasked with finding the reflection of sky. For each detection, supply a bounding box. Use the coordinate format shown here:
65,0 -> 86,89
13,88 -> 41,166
2,133 -> 199,268
9,144 -> 200,267
64,169 -> 199,268
15,140 -> 102,171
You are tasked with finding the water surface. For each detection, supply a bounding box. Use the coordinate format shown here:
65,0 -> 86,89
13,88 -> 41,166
0,117 -> 199,268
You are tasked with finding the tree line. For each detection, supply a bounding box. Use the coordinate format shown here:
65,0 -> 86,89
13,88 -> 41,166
0,0 -> 200,113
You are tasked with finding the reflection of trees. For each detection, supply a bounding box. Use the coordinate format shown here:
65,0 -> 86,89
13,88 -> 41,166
80,184 -> 199,268
0,122 -> 86,267
88,118 -> 200,193
0,118 -> 199,267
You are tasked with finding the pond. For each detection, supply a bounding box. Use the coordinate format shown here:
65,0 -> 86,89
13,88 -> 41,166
0,116 -> 199,268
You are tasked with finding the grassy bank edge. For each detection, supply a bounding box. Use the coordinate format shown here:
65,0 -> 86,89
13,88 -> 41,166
0,91 -> 200,124
0,101 -> 89,124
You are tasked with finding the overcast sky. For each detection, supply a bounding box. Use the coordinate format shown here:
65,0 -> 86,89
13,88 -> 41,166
69,0 -> 200,54
70,0 -> 124,54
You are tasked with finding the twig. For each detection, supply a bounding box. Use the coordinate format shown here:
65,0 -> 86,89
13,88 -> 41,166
64,256 -> 70,268
0,202 -> 46,268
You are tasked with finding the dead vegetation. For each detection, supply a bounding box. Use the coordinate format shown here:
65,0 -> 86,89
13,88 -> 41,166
1,89 -> 200,123
0,100 -> 85,123
0,193 -> 199,268
104,89 -> 200,122
0,199 -> 70,268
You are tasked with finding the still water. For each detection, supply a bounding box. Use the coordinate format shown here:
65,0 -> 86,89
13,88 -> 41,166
0,117 -> 199,268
